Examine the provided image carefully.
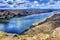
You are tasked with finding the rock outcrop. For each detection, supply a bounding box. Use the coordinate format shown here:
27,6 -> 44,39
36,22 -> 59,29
49,27 -> 60,40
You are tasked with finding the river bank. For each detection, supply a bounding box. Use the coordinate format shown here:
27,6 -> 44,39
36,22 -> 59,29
0,11 -> 59,40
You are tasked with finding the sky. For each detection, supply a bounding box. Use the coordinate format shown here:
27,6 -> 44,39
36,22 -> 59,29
0,0 -> 60,9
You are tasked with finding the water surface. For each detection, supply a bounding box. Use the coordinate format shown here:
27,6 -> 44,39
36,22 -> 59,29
0,12 -> 55,34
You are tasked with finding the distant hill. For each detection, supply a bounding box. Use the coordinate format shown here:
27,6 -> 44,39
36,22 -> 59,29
0,10 -> 53,19
0,10 -> 54,23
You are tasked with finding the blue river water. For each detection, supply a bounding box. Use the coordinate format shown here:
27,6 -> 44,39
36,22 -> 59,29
0,12 -> 55,34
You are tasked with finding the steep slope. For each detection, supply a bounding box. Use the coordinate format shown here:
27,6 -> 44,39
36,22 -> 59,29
23,12 -> 60,35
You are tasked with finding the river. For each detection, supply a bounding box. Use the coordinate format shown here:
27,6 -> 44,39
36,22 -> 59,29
0,12 -> 55,34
